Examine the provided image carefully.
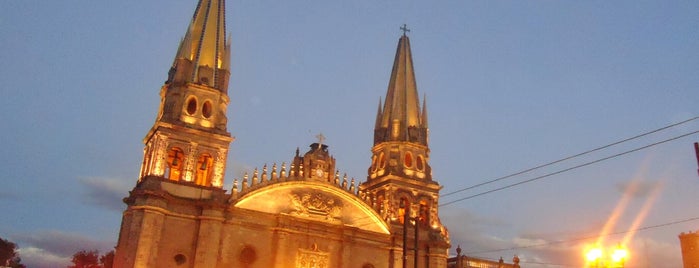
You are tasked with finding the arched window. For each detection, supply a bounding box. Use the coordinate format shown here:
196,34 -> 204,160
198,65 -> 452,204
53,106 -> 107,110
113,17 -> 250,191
404,152 -> 413,168
398,197 -> 410,224
378,152 -> 386,169
419,200 -> 429,226
166,147 -> 185,181
185,97 -> 197,115
202,100 -> 213,118
195,153 -> 213,186
416,155 -> 425,171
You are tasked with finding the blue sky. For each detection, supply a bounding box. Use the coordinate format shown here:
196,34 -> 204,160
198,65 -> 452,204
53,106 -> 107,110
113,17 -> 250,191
1,1 -> 698,267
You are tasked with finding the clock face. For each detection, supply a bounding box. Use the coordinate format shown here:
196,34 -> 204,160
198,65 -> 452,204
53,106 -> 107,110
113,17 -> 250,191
315,169 -> 324,178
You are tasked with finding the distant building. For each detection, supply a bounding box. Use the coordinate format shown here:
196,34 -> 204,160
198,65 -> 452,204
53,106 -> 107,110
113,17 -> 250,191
679,230 -> 699,268
447,246 -> 520,268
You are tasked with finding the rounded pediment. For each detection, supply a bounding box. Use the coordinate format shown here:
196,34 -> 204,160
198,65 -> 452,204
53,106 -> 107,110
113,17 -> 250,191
232,181 -> 389,234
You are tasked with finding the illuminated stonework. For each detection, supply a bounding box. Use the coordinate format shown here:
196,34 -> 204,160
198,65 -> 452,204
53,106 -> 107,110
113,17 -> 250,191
289,192 -> 342,222
115,2 -> 452,267
296,245 -> 329,268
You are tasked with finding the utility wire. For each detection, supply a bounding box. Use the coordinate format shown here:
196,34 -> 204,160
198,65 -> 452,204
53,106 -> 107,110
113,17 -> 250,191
441,129 -> 699,207
462,216 -> 699,255
442,116 -> 699,198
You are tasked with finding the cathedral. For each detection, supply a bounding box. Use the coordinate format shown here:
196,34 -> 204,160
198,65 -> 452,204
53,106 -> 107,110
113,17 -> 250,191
113,1 -> 518,267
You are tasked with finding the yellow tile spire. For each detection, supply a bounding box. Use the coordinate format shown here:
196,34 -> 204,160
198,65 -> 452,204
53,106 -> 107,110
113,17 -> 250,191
374,28 -> 428,145
169,0 -> 230,93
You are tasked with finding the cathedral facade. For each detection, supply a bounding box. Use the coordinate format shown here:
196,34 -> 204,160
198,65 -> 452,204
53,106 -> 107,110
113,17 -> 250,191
113,0 -> 453,267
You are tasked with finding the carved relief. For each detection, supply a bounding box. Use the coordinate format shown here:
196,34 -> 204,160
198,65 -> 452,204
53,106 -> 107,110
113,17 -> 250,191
296,244 -> 329,268
212,148 -> 226,187
183,143 -> 198,182
153,135 -> 168,176
289,192 -> 342,223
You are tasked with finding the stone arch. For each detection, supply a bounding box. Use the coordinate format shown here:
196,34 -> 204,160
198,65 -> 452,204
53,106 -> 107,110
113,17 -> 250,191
165,147 -> 185,181
233,181 -> 389,234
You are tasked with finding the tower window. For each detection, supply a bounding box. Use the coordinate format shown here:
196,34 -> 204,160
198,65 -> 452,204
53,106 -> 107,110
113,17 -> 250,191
195,153 -> 213,186
404,152 -> 413,168
419,200 -> 429,226
185,97 -> 197,115
371,155 -> 378,172
416,155 -> 424,171
166,147 -> 185,181
202,100 -> 213,118
379,153 -> 386,169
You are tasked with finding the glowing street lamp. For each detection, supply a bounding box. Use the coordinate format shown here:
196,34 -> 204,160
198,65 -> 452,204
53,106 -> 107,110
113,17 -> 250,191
611,245 -> 628,267
585,247 -> 603,267
584,244 -> 629,268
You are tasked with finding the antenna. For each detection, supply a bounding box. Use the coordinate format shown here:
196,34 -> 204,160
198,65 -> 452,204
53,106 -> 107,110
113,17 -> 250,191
694,142 -> 699,176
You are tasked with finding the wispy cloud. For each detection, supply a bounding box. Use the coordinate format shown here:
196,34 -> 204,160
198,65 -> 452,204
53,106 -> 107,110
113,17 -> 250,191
14,230 -> 114,268
442,208 -> 682,267
78,177 -> 131,211
615,180 -> 663,199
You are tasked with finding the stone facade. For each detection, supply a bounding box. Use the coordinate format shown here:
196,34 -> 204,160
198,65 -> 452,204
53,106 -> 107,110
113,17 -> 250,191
679,230 -> 699,268
114,1 -> 455,267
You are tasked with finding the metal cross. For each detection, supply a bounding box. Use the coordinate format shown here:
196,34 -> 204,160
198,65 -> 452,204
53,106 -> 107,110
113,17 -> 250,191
316,133 -> 326,147
400,24 -> 410,36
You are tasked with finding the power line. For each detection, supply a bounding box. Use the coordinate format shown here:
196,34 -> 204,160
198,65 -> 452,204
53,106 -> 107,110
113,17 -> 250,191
442,116 -> 699,198
440,129 -> 699,206
462,216 -> 699,255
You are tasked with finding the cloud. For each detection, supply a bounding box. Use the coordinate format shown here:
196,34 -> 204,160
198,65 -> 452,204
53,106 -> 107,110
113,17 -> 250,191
18,247 -> 70,268
615,180 -> 663,198
79,177 -> 131,211
440,207 -> 513,256
14,230 -> 115,268
440,208 -> 682,267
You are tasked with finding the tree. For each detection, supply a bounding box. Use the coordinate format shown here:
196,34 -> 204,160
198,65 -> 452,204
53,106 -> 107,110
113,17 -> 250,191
0,237 -> 24,268
0,237 -> 18,267
99,250 -> 114,268
68,250 -> 100,268
8,256 -> 26,268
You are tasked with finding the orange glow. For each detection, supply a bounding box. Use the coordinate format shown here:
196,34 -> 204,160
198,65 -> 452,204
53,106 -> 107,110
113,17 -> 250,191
234,181 -> 390,234
611,246 -> 628,263
622,180 -> 663,245
585,246 -> 602,262
596,188 -> 632,246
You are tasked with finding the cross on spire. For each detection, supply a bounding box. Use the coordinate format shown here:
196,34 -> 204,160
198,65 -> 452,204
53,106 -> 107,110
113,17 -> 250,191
315,133 -> 326,147
400,24 -> 410,36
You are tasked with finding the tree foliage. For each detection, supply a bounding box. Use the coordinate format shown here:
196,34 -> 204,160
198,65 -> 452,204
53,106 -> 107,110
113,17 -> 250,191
0,237 -> 24,268
99,250 -> 114,268
68,250 -> 100,268
0,237 -> 18,266
67,249 -> 114,268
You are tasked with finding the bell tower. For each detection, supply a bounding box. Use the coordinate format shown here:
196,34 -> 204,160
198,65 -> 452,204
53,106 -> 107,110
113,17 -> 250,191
359,27 -> 450,268
138,0 -> 233,188
114,1 -> 232,267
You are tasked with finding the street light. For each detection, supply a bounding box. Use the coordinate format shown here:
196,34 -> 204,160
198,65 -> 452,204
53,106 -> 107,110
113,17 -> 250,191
611,245 -> 628,267
584,244 -> 628,268
585,247 -> 602,267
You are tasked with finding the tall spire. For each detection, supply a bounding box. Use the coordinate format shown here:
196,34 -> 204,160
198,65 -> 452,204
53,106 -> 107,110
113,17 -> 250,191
168,0 -> 230,93
373,31 -> 427,146
138,0 -> 233,189
361,29 -> 449,248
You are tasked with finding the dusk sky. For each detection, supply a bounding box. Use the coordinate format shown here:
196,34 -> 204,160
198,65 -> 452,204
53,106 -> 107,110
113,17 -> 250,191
1,1 -> 698,267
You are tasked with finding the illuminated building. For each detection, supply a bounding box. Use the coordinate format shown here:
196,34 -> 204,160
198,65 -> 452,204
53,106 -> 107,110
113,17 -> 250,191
113,0 -> 458,267
679,230 -> 699,268
447,246 -> 520,268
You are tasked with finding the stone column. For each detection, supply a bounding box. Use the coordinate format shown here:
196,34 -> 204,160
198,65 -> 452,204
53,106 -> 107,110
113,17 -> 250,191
193,209 -> 224,267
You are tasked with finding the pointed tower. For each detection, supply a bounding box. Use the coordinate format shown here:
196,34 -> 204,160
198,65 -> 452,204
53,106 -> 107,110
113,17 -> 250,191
139,0 -> 233,188
115,1 -> 232,267
359,28 -> 450,268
